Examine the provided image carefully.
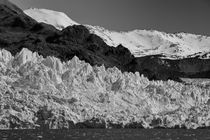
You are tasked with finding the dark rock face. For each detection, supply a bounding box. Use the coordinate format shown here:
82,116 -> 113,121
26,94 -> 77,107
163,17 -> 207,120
0,0 -> 36,30
129,56 -> 210,81
0,0 -> 210,82
0,0 -> 135,74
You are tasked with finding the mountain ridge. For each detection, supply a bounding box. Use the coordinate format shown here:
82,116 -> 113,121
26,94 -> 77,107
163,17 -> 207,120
24,8 -> 210,59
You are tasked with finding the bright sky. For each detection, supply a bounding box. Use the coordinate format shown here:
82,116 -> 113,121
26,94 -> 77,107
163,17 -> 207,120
11,0 -> 210,35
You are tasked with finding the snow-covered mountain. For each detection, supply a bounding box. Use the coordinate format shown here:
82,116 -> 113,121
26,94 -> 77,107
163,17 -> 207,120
24,8 -> 210,59
24,8 -> 79,30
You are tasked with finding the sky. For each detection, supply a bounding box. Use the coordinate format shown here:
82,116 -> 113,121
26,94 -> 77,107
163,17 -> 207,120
10,0 -> 210,35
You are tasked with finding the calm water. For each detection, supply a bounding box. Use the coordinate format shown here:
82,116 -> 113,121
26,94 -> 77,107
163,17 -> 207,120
1,129 -> 210,140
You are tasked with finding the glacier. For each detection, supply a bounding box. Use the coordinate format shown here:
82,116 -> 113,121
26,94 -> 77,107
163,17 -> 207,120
0,48 -> 210,129
24,8 -> 210,59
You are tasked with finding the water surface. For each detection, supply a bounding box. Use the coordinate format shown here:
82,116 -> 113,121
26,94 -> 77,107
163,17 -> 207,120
0,129 -> 210,140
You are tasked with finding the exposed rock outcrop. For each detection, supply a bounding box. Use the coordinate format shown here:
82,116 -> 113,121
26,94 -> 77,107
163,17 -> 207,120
131,56 -> 210,81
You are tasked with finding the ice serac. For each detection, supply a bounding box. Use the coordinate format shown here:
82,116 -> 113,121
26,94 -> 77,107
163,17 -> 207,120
0,49 -> 13,63
0,48 -> 210,129
13,48 -> 40,66
24,8 -> 210,59
24,8 -> 79,30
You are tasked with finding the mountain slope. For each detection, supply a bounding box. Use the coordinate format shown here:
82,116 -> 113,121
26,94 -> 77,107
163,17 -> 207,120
1,0 -> 210,82
0,0 -> 37,30
88,26 -> 210,59
0,0 -> 135,75
24,8 -> 210,59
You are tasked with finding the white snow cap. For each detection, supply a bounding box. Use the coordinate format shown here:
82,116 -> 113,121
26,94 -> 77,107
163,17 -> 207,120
24,8 -> 79,30
24,8 -> 210,59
